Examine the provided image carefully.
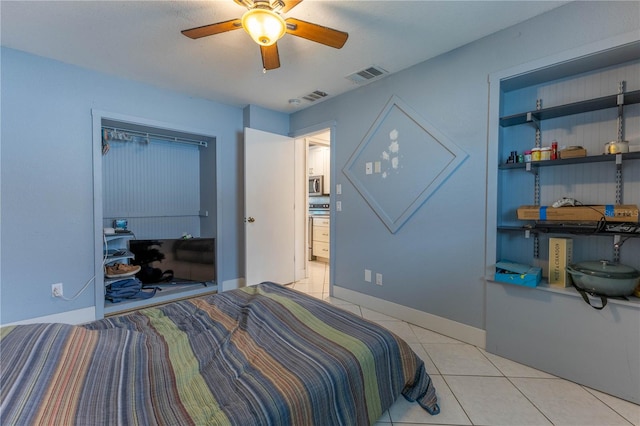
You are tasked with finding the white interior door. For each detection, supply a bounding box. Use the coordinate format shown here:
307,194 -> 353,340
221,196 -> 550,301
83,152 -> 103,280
245,127 -> 295,286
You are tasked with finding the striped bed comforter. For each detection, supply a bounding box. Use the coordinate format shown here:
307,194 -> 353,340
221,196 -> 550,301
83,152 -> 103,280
1,282 -> 439,425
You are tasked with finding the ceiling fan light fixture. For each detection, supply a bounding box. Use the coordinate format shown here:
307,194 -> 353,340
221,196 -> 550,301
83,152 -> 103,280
241,8 -> 286,46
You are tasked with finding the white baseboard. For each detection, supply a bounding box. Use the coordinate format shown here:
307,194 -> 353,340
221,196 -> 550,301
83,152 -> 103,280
2,306 -> 97,327
333,286 -> 486,349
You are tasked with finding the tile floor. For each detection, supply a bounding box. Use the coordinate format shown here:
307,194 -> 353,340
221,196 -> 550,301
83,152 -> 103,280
291,261 -> 640,426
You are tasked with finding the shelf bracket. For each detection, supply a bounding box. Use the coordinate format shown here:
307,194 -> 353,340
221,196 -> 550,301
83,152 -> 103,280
526,112 -> 540,131
613,235 -> 621,263
525,99 -> 543,132
525,162 -> 540,176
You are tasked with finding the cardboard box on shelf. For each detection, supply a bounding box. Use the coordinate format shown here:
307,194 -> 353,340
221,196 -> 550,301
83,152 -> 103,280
517,204 -> 639,223
548,238 -> 573,287
559,147 -> 587,159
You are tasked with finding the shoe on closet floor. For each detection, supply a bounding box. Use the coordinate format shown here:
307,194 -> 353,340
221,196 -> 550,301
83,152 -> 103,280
105,263 -> 141,278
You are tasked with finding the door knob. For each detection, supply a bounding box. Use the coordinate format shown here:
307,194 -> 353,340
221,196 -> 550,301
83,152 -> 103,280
246,217 -> 256,223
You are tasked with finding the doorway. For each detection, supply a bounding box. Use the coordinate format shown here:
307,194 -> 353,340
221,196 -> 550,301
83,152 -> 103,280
295,128 -> 332,284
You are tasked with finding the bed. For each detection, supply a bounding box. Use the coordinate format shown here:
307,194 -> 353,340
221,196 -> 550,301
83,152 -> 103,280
1,282 -> 439,425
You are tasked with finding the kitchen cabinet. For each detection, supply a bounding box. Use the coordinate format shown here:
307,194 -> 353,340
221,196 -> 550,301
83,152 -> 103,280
312,216 -> 330,261
308,145 -> 330,194
487,40 -> 640,404
308,145 -> 323,176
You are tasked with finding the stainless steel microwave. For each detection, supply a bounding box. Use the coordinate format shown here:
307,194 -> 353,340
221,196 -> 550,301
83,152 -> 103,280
309,175 -> 324,196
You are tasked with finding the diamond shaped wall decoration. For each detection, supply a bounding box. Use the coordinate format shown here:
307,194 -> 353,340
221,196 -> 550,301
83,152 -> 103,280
343,95 -> 468,233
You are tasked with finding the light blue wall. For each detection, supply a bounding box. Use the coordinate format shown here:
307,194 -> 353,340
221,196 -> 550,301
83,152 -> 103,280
290,1 -> 640,329
243,104 -> 290,136
0,47 -> 245,323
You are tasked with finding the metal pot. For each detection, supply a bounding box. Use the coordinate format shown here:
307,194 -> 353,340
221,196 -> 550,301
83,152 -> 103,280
567,260 -> 639,296
604,140 -> 629,154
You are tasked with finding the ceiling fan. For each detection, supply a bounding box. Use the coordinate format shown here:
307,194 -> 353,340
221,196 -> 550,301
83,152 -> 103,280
181,0 -> 348,71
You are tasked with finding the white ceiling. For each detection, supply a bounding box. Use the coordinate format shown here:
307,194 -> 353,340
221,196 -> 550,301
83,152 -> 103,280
1,0 -> 568,113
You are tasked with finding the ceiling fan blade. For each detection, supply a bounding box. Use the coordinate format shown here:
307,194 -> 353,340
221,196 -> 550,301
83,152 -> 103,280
285,18 -> 348,49
280,0 -> 303,14
181,19 -> 242,39
261,44 -> 281,70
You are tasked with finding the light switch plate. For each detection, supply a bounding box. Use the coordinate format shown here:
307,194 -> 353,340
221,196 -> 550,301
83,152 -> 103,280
365,162 -> 373,175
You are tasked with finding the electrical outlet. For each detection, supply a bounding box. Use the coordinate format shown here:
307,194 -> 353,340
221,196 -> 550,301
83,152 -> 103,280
364,269 -> 372,282
336,201 -> 342,211
336,183 -> 342,195
375,273 -> 383,286
52,283 -> 63,297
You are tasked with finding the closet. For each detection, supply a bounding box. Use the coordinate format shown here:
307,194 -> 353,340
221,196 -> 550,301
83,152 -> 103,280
94,115 -> 218,317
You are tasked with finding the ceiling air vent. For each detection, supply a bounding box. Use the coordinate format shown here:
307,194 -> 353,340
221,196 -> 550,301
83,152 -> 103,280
346,65 -> 388,84
302,90 -> 329,102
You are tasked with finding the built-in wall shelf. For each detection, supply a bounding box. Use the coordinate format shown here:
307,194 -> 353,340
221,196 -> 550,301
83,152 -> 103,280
103,233 -> 135,266
497,223 -> 640,237
488,37 -> 640,405
498,151 -> 640,169
499,89 -> 640,127
486,278 -> 640,308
